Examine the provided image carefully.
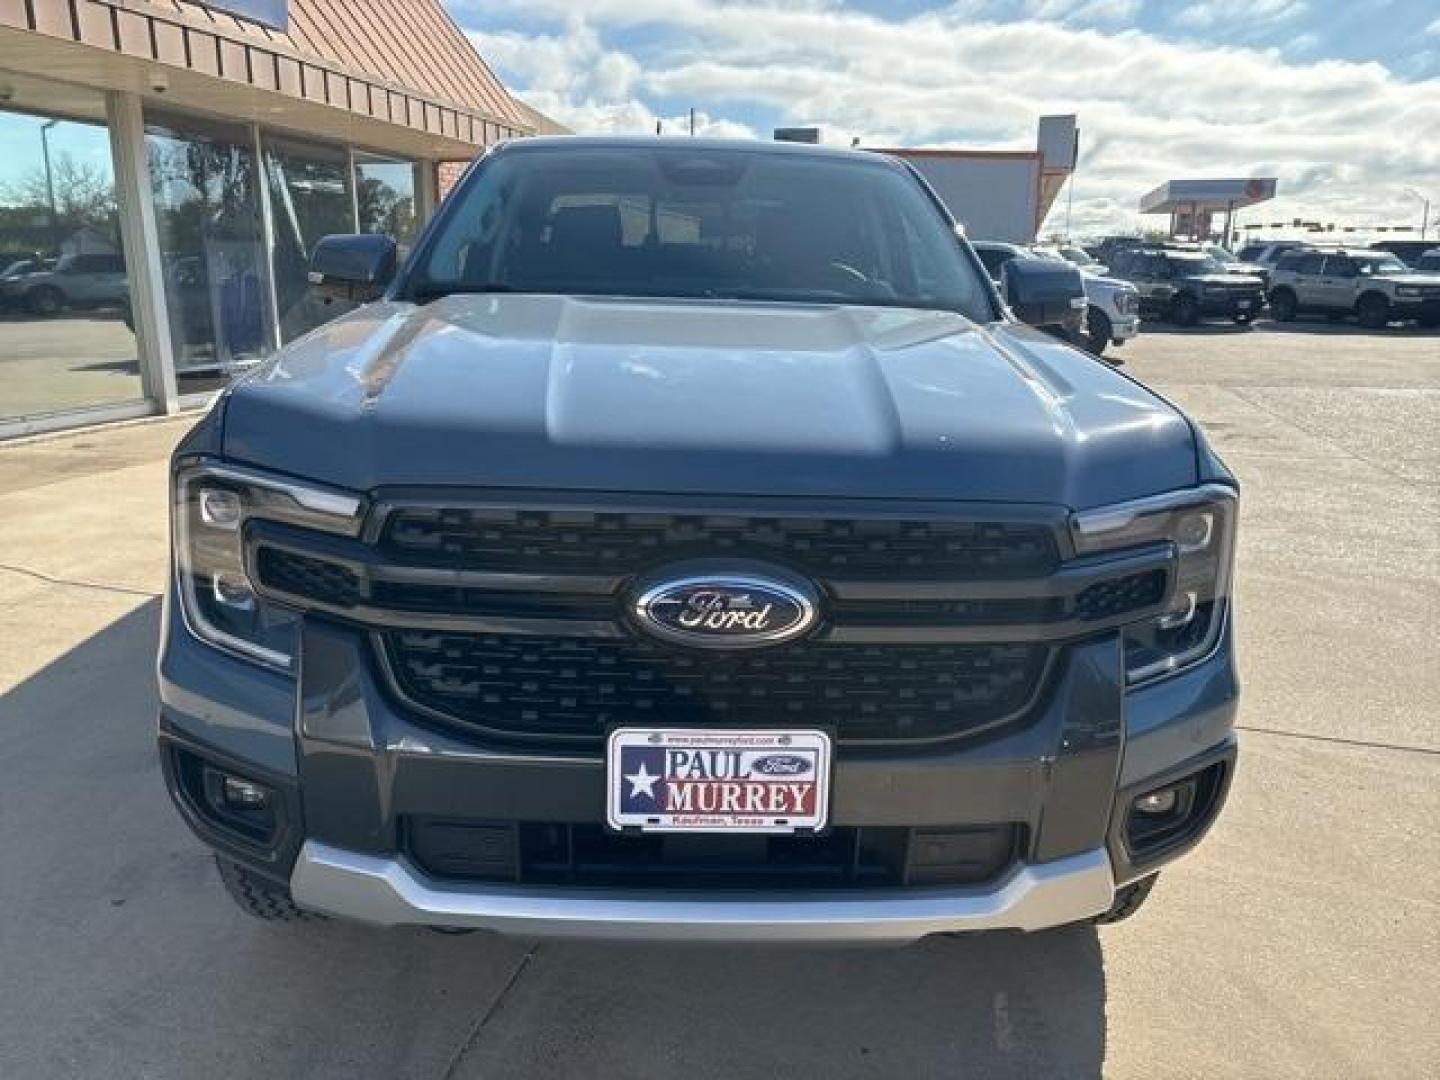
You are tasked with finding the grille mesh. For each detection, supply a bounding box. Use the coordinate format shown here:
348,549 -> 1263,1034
255,547 -> 360,607
380,508 -> 1059,580
1075,570 -> 1166,622
382,632 -> 1048,744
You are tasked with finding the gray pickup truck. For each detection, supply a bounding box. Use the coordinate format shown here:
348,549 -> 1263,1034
158,138 -> 1238,943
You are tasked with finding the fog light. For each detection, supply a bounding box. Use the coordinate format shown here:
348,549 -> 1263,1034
222,776 -> 270,810
1135,788 -> 1178,816
198,486 -> 243,529
212,572 -> 255,610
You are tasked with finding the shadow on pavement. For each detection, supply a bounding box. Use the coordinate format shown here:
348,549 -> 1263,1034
454,929 -> 1107,1079
0,599 -> 1108,1080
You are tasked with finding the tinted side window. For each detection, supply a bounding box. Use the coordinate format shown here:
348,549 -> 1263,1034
70,254 -> 124,273
975,248 -> 1011,279
1322,256 -> 1356,278
1293,254 -> 1324,275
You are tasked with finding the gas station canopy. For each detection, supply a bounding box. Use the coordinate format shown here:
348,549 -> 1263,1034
1140,178 -> 1277,240
1140,178 -> 1278,214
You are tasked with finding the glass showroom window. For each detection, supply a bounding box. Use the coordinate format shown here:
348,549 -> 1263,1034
262,136 -> 355,343
146,112 -> 272,394
354,152 -> 419,253
0,82 -> 142,423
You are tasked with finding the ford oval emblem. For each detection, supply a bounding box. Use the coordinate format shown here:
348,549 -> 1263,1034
751,753 -> 813,777
632,566 -> 819,649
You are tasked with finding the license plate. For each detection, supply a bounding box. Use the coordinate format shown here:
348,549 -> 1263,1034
1237,300 -> 1253,309
606,728 -> 831,834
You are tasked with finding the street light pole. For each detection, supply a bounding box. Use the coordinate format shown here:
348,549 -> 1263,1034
40,119 -> 60,255
1403,187 -> 1430,241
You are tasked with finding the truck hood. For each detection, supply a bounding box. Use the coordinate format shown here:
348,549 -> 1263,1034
220,295 -> 1197,508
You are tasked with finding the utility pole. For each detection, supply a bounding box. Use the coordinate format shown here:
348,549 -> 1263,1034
1404,187 -> 1430,241
689,108 -> 696,136
40,119 -> 59,255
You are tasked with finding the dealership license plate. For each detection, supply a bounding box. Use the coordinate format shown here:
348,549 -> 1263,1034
606,728 -> 832,834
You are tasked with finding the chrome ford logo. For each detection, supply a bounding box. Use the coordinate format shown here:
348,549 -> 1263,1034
632,566 -> 819,649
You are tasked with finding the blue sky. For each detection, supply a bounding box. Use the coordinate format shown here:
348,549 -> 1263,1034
449,0 -> 1440,237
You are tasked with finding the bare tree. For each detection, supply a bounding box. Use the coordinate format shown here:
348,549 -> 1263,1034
0,152 -> 117,232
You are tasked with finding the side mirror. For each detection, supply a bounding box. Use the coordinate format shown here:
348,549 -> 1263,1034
307,234 -> 397,304
1002,258 -> 1085,329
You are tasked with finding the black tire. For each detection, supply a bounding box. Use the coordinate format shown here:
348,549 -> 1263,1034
1170,293 -> 1199,327
1418,314 -> 1439,329
1093,874 -> 1158,925
1268,289 -> 1297,322
1085,307 -> 1112,356
26,285 -> 64,317
1356,293 -> 1390,329
215,855 -> 322,922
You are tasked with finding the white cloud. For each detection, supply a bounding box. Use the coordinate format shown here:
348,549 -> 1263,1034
458,0 -> 1440,236
1427,16 -> 1440,36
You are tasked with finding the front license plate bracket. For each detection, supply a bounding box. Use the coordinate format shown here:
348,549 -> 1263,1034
606,728 -> 832,835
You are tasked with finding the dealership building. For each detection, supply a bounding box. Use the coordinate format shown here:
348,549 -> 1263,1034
0,0 -> 559,437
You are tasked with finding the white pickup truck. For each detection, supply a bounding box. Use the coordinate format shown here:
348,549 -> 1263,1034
974,241 -> 1141,357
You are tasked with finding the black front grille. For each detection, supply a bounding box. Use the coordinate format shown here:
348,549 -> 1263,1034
256,547 -> 361,607
1075,569 -> 1166,622
380,507 -> 1059,580
381,632 -> 1049,744
405,817 -> 1022,889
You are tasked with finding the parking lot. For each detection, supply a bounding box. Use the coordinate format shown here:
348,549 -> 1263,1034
0,321 -> 1436,1079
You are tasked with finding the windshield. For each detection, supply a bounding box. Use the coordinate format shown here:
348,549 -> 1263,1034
1167,253 -> 1228,275
407,146 -> 992,318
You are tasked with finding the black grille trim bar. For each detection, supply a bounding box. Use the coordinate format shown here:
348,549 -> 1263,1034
246,525 -> 1175,646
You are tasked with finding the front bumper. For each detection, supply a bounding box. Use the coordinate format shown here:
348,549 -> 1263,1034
1110,314 -> 1140,343
1198,294 -> 1263,317
159,580 -> 1240,938
290,842 -> 1115,942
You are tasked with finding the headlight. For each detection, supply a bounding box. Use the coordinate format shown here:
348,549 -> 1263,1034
172,462 -> 362,670
1072,485 -> 1237,684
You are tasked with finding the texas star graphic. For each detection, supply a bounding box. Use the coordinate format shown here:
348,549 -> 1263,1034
625,760 -> 660,801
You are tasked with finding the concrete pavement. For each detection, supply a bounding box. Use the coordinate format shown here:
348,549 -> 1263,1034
0,325 -> 1436,1078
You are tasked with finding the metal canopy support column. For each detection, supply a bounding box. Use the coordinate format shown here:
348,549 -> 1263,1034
415,160 -> 438,230
252,123 -> 283,353
106,90 -> 178,413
